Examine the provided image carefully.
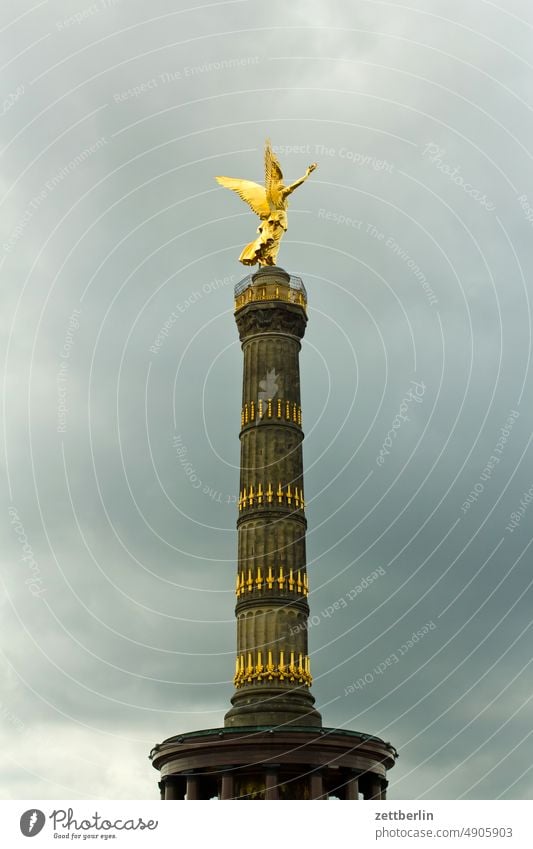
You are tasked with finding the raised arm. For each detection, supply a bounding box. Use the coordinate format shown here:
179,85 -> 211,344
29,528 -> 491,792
282,163 -> 318,198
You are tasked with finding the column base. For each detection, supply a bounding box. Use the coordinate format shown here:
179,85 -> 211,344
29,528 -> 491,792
224,684 -> 322,728
151,727 -> 397,800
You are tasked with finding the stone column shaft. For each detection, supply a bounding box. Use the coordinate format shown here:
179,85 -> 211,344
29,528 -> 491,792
265,769 -> 279,800
309,771 -> 324,799
186,775 -> 199,800
225,267 -> 321,728
221,773 -> 234,800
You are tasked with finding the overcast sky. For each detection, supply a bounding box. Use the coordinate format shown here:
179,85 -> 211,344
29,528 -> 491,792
1,0 -> 533,801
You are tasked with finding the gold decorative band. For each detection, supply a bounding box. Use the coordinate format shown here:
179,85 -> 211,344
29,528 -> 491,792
241,399 -> 302,427
234,282 -> 307,313
236,566 -> 308,597
233,650 -> 312,688
238,482 -> 305,511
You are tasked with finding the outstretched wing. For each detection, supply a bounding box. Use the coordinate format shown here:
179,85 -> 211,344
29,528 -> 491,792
264,139 -> 283,201
215,176 -> 270,218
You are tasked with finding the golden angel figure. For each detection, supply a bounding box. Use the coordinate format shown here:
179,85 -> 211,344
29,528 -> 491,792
216,140 -> 317,267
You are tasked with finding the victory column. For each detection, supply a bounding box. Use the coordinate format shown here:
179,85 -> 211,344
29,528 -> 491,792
150,141 -> 397,799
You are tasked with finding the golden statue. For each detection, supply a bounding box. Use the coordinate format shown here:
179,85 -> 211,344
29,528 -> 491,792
216,140 -> 317,267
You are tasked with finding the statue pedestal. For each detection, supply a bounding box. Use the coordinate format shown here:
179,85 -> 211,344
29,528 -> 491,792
151,726 -> 396,800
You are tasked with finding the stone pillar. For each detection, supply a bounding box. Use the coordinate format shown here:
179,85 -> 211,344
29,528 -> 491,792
164,776 -> 185,800
186,774 -> 199,800
309,771 -> 324,799
221,773 -> 234,800
265,768 -> 279,800
381,779 -> 388,800
345,774 -> 359,800
367,774 -> 382,800
225,267 -> 321,730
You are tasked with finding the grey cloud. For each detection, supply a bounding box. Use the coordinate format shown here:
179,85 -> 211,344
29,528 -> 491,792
1,0 -> 532,800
